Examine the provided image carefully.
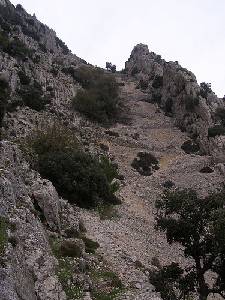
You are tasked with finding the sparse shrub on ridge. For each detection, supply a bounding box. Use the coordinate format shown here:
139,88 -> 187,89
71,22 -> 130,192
200,82 -> 212,99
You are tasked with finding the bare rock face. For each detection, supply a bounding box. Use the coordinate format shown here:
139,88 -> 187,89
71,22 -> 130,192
125,44 -> 225,160
0,141 -> 66,300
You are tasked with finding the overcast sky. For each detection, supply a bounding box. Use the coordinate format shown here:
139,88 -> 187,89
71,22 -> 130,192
10,0 -> 225,97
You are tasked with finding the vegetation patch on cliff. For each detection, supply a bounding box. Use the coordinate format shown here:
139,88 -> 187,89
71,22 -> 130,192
23,123 -> 120,209
72,66 -> 121,124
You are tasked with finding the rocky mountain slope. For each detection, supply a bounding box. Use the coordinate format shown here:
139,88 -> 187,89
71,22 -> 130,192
0,1 -> 225,300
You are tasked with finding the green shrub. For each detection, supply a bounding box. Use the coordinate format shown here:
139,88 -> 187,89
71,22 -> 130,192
138,79 -> 148,90
131,66 -> 139,76
5,38 -> 32,60
0,217 -> 7,256
55,36 -> 69,54
24,124 -> 120,209
0,77 -> 9,130
215,107 -> 225,126
82,237 -> 100,254
152,75 -> 163,89
18,81 -> 50,111
131,152 -> 159,176
208,126 -> 225,138
57,258 -> 83,299
165,98 -> 173,114
18,70 -> 31,85
200,82 -> 212,98
181,140 -> 200,154
185,95 -> 199,111
73,67 -> 120,123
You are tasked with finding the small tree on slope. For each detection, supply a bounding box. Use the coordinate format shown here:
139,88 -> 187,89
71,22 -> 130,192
150,189 -> 225,300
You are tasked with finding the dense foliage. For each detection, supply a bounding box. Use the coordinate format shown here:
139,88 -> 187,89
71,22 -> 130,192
73,66 -> 120,123
150,189 -> 225,300
24,124 -> 120,208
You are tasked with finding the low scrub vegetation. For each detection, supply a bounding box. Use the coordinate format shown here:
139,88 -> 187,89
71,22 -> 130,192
0,216 -> 7,256
150,189 -> 225,300
208,126 -> 225,138
17,81 -> 50,111
215,107 -> 225,126
185,95 -> 199,112
152,75 -> 163,89
181,140 -> 200,154
131,152 -> 159,176
23,123 -> 120,209
0,77 -> 9,130
72,66 -> 120,124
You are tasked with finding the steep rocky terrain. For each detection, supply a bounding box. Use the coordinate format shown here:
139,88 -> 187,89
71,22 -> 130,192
0,1 -> 225,300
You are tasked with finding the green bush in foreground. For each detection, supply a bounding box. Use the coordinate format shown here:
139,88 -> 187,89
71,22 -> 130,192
24,124 -> 120,208
73,66 -> 120,123
150,189 -> 225,300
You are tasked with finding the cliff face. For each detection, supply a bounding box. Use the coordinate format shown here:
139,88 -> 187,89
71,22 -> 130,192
0,2 -> 225,300
0,0 -> 85,139
125,44 -> 225,161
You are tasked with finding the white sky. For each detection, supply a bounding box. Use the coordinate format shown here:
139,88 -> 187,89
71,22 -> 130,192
10,0 -> 225,97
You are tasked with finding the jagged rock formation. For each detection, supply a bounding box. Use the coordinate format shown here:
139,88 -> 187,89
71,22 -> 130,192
125,44 -> 225,161
0,1 -> 225,300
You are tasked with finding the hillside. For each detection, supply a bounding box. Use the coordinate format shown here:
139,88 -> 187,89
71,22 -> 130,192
0,1 -> 225,300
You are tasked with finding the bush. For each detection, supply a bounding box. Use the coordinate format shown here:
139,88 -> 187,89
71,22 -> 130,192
24,124 -> 120,209
164,98 -> 173,114
18,70 -> 31,85
73,67 -> 120,123
215,107 -> 225,126
162,180 -> 175,189
138,79 -> 148,90
55,36 -> 69,54
0,77 -> 9,130
152,189 -> 225,300
131,152 -> 159,176
18,81 -> 50,111
185,95 -> 199,111
200,166 -> 214,173
152,75 -> 163,89
82,237 -> 99,254
181,140 -> 200,154
131,66 -> 139,76
200,82 -> 212,98
0,217 -> 7,256
208,126 -> 225,138
4,37 -> 32,60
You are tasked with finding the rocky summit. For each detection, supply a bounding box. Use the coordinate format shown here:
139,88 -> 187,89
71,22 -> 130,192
0,1 -> 225,300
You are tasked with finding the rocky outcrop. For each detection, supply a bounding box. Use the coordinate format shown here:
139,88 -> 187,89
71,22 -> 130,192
0,141 -> 66,299
125,44 -> 225,161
